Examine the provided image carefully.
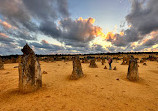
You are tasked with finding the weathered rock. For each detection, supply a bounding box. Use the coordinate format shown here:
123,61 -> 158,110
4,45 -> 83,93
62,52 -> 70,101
84,57 -> 89,63
81,59 -> 85,63
70,56 -> 84,80
127,57 -> 139,81
0,57 -> 4,70
104,65 -> 107,69
113,66 -> 117,70
97,58 -> 101,62
125,56 -> 130,65
140,59 -> 145,63
16,56 -> 22,63
121,57 -> 126,65
101,58 -> 105,65
11,57 -> 16,63
89,59 -> 98,68
95,75 -> 98,77
143,63 -> 147,66
14,66 -> 19,68
42,71 -> 48,74
19,44 -> 42,93
121,61 -> 126,65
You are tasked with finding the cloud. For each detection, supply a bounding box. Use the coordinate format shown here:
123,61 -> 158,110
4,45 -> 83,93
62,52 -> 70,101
0,0 -> 157,54
40,21 -> 62,38
58,17 -> 104,46
106,0 -> 158,49
57,0 -> 69,17
0,33 -> 14,43
30,40 -> 63,52
126,0 -> 158,35
0,19 -> 16,29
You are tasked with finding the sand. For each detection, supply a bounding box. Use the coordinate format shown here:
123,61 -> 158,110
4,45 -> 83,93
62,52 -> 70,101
0,59 -> 158,111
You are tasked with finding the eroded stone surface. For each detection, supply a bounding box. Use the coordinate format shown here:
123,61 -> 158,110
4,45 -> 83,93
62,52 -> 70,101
70,56 -> 84,80
19,44 -> 42,93
101,58 -> 105,65
89,59 -> 98,68
127,57 -> 139,81
0,57 -> 4,70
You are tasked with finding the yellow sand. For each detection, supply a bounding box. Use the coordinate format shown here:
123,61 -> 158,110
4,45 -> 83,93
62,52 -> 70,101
0,59 -> 158,111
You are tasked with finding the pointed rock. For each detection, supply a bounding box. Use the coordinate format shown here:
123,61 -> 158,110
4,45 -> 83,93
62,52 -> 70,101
127,56 -> 139,81
89,59 -> 98,68
104,65 -> 107,69
101,58 -> 105,65
19,44 -> 42,93
70,56 -> 84,80
113,66 -> 117,70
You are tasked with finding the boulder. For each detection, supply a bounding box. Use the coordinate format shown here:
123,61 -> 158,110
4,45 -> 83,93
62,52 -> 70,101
19,44 -> 42,93
113,66 -> 117,70
89,59 -> 98,68
70,56 -> 84,80
127,57 -> 139,81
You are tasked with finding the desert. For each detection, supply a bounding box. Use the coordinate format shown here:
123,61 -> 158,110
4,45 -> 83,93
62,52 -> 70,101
0,51 -> 158,111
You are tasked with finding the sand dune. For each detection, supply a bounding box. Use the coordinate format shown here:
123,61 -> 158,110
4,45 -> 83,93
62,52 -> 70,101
0,59 -> 158,111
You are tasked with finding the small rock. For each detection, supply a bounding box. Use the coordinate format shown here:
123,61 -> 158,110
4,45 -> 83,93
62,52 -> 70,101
14,66 -> 19,68
113,66 -> 117,70
143,63 -> 147,66
45,95 -> 51,98
116,78 -> 119,80
42,71 -> 48,74
95,75 -> 98,77
104,65 -> 107,69
5,72 -> 10,74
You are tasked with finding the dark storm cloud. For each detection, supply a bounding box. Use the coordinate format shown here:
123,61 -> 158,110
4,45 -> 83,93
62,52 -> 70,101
40,17 -> 99,47
57,0 -> 70,17
0,43 -> 21,55
126,0 -> 158,35
59,18 -> 96,43
23,0 -> 57,20
111,28 -> 141,46
108,0 -> 158,49
40,21 -> 62,38
0,0 -> 30,21
91,44 -> 107,53
0,0 -> 69,35
143,37 -> 158,46
30,40 -> 63,51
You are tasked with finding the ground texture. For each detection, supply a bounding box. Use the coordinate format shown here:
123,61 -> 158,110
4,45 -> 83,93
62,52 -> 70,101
0,60 -> 158,111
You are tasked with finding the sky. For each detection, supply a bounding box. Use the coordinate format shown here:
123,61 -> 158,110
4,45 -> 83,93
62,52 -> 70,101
0,0 -> 158,55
